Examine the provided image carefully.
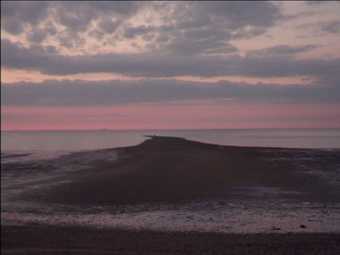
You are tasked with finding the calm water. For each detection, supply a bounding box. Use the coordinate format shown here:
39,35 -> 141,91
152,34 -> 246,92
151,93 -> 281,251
2,129 -> 340,152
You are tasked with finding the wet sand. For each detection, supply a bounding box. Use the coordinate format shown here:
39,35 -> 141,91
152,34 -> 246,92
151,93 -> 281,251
2,225 -> 340,255
2,136 -> 340,254
25,136 -> 340,205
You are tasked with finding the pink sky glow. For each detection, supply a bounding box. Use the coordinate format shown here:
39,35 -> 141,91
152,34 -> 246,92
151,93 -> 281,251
2,102 -> 340,131
1,1 -> 340,130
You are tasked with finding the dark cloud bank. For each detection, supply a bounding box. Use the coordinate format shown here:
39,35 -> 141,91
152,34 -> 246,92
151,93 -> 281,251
2,39 -> 339,81
2,79 -> 340,107
1,1 -> 340,107
1,1 -> 282,54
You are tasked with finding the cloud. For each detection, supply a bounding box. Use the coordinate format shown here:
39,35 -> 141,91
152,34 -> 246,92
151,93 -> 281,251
2,2 -> 339,87
1,1 -> 282,55
247,45 -> 317,57
189,1 -> 281,28
1,1 -> 50,34
2,78 -> 340,107
320,20 -> 340,34
1,1 -> 141,33
1,1 -> 144,53
144,1 -> 282,55
2,39 -> 340,82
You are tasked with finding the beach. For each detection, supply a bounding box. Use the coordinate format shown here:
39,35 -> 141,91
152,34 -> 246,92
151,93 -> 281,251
2,225 -> 340,255
9,136 -> 339,205
2,136 -> 340,254
3,0 -> 340,253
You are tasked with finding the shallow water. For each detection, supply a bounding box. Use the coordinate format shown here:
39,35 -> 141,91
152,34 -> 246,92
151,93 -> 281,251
2,128 -> 340,152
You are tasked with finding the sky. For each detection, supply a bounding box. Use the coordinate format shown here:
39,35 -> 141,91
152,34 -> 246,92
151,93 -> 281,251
1,1 -> 340,130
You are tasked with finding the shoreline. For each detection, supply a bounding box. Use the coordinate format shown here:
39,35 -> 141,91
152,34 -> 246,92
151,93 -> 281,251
25,136 -> 339,205
2,136 -> 340,253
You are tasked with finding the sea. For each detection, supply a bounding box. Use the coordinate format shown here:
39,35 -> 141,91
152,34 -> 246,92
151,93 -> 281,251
2,128 -> 340,233
2,128 -> 340,153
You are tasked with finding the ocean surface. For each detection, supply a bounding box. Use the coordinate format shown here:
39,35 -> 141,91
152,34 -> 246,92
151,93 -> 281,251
2,128 -> 340,153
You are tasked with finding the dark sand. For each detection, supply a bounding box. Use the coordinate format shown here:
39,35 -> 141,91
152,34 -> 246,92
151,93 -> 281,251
1,152 -> 31,159
2,136 -> 340,254
25,136 -> 340,205
2,225 -> 340,255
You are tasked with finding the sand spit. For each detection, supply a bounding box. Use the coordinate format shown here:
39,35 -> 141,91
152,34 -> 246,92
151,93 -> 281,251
18,136 -> 338,205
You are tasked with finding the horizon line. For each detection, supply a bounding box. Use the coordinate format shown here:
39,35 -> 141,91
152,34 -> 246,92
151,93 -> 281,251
2,127 -> 340,132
